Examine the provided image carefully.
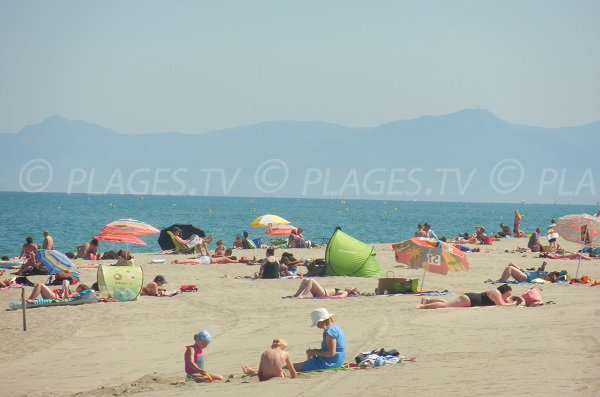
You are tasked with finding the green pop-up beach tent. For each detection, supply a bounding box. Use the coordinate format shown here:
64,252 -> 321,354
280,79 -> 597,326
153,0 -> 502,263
97,264 -> 143,301
325,229 -> 382,277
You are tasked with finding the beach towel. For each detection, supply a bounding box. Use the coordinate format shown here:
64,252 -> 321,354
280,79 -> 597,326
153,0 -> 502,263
8,289 -> 98,310
0,261 -> 23,269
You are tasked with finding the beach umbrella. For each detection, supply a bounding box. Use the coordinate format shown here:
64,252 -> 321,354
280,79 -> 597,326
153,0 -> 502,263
555,214 -> 600,278
392,238 -> 469,290
250,214 -> 290,228
157,224 -> 205,251
265,225 -> 298,236
93,233 -> 147,246
35,249 -> 80,281
101,218 -> 160,235
555,214 -> 600,246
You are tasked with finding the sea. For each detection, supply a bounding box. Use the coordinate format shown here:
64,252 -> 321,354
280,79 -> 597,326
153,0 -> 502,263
0,191 -> 597,257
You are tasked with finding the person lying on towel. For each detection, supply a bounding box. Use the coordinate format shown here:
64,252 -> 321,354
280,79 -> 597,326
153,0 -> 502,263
419,284 -> 522,309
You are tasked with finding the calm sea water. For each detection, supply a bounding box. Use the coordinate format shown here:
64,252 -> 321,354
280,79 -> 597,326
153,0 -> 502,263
0,191 -> 596,257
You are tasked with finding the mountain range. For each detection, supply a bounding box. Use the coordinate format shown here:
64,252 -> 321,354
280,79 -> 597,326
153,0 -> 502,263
1,109 -> 598,204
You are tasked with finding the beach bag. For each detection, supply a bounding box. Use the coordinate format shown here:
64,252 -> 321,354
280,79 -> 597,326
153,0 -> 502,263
521,287 -> 543,306
377,271 -> 418,295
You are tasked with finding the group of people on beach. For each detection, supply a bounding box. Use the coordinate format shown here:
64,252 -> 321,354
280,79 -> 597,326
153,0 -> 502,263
186,307 -> 345,382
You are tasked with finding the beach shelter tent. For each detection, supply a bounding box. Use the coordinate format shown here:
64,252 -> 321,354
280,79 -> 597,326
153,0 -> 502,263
157,224 -> 206,251
97,265 -> 143,301
325,229 -> 382,277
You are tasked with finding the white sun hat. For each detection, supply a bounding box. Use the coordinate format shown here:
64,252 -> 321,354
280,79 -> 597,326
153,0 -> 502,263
311,308 -> 334,327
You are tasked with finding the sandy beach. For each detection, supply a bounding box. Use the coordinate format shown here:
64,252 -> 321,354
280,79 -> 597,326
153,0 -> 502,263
1,238 -> 599,397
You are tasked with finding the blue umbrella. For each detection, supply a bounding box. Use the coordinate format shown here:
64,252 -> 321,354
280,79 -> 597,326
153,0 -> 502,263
35,249 -> 80,281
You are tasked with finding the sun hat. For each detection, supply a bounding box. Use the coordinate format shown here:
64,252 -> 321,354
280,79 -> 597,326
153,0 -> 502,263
195,330 -> 213,343
311,308 -> 334,327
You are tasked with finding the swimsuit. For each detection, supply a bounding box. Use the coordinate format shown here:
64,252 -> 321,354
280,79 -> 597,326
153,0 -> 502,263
465,292 -> 495,307
196,256 -> 211,265
262,261 -> 280,279
184,344 -> 204,376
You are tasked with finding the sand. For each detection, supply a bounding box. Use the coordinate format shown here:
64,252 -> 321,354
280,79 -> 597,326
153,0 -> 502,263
1,238 -> 599,397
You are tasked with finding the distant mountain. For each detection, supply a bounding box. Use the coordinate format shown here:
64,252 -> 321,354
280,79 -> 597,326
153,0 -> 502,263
1,110 -> 598,204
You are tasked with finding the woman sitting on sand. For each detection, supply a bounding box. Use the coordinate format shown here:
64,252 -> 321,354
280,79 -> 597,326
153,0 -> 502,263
419,284 -> 522,309
26,280 -> 90,302
284,278 -> 360,299
293,308 -> 346,371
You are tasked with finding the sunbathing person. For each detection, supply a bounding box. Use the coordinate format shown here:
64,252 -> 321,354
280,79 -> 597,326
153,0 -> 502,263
172,228 -> 213,256
284,278 -> 360,299
172,254 -> 238,265
140,275 -> 169,296
76,238 -> 99,259
455,232 -> 477,244
242,337 -> 297,381
497,262 -> 547,283
0,277 -> 17,289
26,280 -> 90,302
419,284 -> 521,309
15,254 -> 48,276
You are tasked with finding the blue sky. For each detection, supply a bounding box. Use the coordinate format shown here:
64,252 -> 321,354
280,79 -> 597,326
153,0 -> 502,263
1,1 -> 599,134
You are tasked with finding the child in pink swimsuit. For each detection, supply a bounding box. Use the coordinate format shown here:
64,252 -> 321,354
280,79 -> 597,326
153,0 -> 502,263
184,330 -> 223,383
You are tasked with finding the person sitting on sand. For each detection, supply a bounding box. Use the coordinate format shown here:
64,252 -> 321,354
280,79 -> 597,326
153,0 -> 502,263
242,337 -> 297,381
528,228 -> 543,252
414,224 -> 427,237
15,254 -> 48,276
280,252 -> 304,275
26,280 -> 90,302
284,278 -> 360,299
233,235 -> 243,249
242,231 -> 257,249
212,240 -> 226,257
293,308 -> 346,372
184,330 -> 224,383
423,223 -> 438,240
497,223 -> 512,238
140,275 -> 169,296
172,253 -> 238,265
19,236 -> 38,259
256,248 -> 286,279
77,238 -> 99,259
419,284 -> 522,309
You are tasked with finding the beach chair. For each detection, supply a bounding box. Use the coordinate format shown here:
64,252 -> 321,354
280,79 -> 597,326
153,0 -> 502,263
269,238 -> 288,248
166,230 -> 197,254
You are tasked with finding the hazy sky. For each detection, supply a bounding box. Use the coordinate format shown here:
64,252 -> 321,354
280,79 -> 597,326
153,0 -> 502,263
1,1 -> 599,134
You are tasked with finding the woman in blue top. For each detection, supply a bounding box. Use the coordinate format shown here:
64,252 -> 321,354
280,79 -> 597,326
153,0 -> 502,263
294,308 -> 346,371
